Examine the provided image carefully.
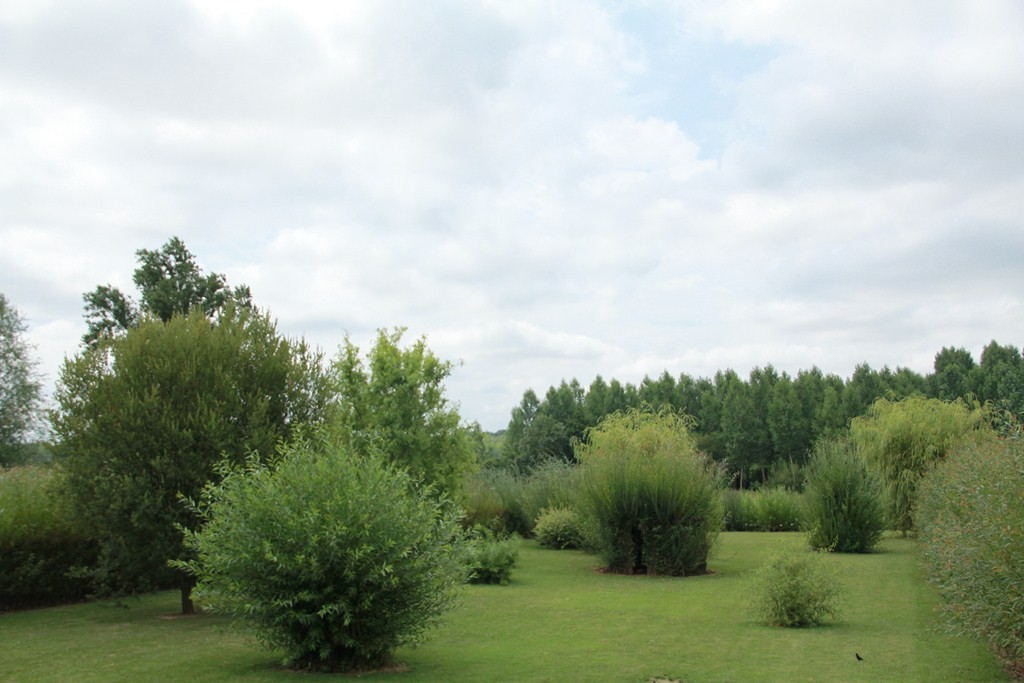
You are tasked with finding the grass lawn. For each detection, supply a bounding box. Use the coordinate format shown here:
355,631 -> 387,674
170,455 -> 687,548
0,533 -> 1008,682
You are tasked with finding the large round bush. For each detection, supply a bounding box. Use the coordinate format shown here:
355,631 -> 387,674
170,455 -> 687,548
181,435 -> 469,672
804,439 -> 886,553
575,410 -> 723,576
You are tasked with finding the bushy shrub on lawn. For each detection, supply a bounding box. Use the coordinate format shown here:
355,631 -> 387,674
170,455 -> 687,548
464,526 -> 520,585
804,439 -> 886,553
534,506 -> 586,549
752,549 -> 843,627
576,410 -> 724,576
917,434 -> 1024,672
179,435 -> 469,672
0,466 -> 96,610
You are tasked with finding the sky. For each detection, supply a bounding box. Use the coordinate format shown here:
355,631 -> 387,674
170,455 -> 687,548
3,1 -> 1024,432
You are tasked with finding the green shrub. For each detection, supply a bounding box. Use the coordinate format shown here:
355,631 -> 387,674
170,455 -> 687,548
917,434 -> 1024,671
722,489 -> 751,531
576,410 -> 724,576
459,476 -> 507,533
803,439 -> 886,553
534,506 -> 586,549
179,435 -> 469,673
463,459 -> 580,537
850,396 -> 988,532
752,549 -> 843,627
0,466 -> 96,610
464,527 -> 520,585
749,487 -> 804,532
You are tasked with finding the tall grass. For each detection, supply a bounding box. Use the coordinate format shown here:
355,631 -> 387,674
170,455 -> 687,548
576,410 -> 724,575
804,439 -> 886,553
461,459 -> 580,536
723,488 -> 804,532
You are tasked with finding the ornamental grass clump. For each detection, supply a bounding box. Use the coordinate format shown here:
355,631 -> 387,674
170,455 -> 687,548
178,434 -> 469,673
752,548 -> 843,627
576,409 -> 724,576
804,439 -> 886,553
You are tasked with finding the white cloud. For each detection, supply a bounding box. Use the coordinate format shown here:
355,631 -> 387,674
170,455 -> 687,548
3,1 -> 1024,430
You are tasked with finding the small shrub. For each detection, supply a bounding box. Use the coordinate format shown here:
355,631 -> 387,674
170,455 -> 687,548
749,487 -> 804,532
0,466 -> 96,610
804,439 -> 886,553
576,410 -> 724,576
917,434 -> 1024,672
464,527 -> 520,585
534,507 -> 586,549
752,549 -> 843,627
180,434 -> 469,673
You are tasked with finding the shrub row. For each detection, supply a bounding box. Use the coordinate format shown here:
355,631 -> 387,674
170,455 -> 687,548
460,459 -> 580,536
0,466 -> 96,610
722,488 -> 804,532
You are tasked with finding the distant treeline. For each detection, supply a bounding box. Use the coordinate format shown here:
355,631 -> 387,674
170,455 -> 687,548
501,341 -> 1024,487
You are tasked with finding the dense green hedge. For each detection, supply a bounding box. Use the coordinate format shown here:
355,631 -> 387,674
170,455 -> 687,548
917,434 -> 1024,672
0,467 -> 96,610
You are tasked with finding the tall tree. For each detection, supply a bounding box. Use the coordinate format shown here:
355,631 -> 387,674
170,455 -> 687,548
930,346 -> 976,401
331,328 -> 476,494
973,341 -> 1024,417
0,294 -> 44,466
768,374 -> 812,466
82,236 -> 251,345
53,308 -> 330,613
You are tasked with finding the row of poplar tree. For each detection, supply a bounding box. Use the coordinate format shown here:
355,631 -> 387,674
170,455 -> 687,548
501,342 -> 1024,486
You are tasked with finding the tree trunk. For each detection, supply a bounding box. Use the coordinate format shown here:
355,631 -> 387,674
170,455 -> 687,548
180,573 -> 196,615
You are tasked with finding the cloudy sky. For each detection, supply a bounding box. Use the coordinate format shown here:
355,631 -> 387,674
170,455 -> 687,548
3,1 -> 1024,431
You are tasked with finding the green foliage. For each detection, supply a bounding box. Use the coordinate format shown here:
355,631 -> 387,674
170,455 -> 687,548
722,489 -> 751,531
0,466 -> 96,609
82,236 -> 251,345
752,548 -> 843,627
917,434 -> 1024,671
53,308 -> 330,609
180,434 -> 469,672
721,488 -> 804,532
0,293 -> 44,467
576,410 -> 724,575
464,527 -> 520,585
534,506 -> 586,549
748,487 -> 804,532
461,458 -> 580,537
804,439 -> 886,553
850,396 -> 988,533
331,328 -> 475,495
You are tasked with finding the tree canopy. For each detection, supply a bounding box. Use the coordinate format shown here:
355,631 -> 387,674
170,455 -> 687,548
82,236 -> 251,345
330,328 -> 476,494
53,308 -> 331,613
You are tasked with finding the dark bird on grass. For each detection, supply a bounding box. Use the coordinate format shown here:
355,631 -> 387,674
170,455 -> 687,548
855,653 -> 864,662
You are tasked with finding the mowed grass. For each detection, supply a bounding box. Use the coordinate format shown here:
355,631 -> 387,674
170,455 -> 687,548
0,533 -> 1008,682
